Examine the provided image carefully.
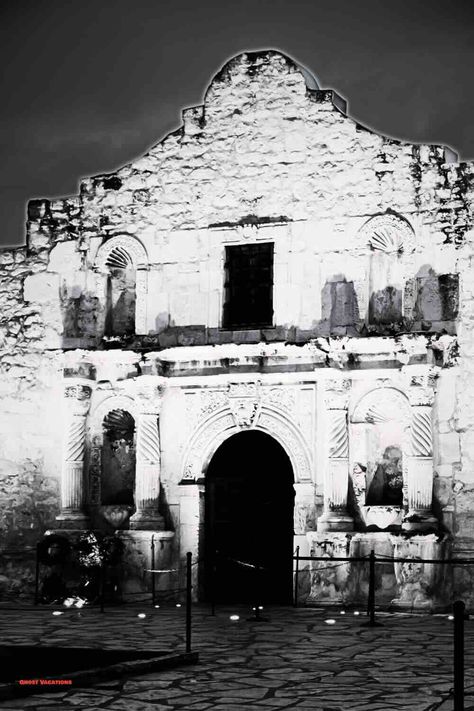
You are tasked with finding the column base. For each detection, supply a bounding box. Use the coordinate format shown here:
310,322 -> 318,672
317,511 -> 354,532
55,511 -> 90,530
402,511 -> 438,532
129,510 -> 164,531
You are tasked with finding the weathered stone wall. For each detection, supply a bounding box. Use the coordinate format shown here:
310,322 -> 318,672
19,53 -> 473,350
0,50 -> 473,603
0,242 -> 64,597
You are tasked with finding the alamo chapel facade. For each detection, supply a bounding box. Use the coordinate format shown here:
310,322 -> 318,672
0,51 -> 473,608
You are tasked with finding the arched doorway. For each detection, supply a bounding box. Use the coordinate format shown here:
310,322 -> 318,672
204,430 -> 295,604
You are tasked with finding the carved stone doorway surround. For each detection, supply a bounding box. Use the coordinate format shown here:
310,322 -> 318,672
178,381 -> 315,596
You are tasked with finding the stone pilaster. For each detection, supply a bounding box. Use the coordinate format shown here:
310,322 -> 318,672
318,379 -> 353,532
130,380 -> 164,530
403,369 -> 438,531
56,384 -> 92,529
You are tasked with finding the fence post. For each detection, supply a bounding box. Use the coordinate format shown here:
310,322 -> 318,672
454,599 -> 469,711
34,542 -> 40,605
210,549 -> 216,616
362,550 -> 382,628
186,552 -> 192,654
150,535 -> 156,607
99,560 -> 105,613
294,546 -> 300,608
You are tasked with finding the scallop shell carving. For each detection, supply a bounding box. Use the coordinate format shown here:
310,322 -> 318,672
368,225 -> 404,254
103,408 -> 135,440
360,213 -> 414,254
105,246 -> 134,269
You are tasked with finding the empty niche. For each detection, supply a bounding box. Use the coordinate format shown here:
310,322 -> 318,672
101,409 -> 136,506
360,213 -> 414,326
104,247 -> 136,336
95,235 -> 149,337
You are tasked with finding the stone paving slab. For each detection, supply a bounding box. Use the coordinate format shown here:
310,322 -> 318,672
0,604 -> 473,710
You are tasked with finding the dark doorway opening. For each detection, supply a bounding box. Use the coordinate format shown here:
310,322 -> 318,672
204,430 -> 294,604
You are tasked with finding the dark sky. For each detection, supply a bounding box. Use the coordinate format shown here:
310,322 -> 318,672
1,0 -> 474,247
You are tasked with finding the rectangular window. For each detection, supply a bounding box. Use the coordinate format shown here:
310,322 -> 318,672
223,242 -> 274,329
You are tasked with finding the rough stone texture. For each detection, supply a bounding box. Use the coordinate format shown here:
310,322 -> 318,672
0,50 -> 473,605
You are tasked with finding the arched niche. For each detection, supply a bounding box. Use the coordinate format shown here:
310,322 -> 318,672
87,395 -> 138,512
101,408 -> 136,506
95,235 -> 149,336
349,387 -> 411,520
357,212 -> 415,326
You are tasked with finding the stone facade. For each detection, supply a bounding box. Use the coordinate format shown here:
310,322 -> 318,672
0,51 -> 473,607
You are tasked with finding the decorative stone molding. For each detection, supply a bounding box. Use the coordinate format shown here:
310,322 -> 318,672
359,212 -> 415,254
327,410 -> 348,458
261,386 -> 297,416
351,386 -> 411,424
405,369 -> 439,407
324,379 -> 351,410
237,224 -> 259,240
93,352 -> 140,384
391,534 -> 449,610
129,413 -> 163,530
181,406 -> 312,483
185,383 -> 299,436
228,398 -> 258,427
293,483 -> 315,535
182,413 -> 236,481
319,378 -> 352,532
226,380 -> 261,428
95,235 -> 148,273
64,384 -> 93,415
134,376 -> 163,415
227,381 -> 260,398
406,457 -> 434,512
306,532 -> 352,604
411,407 -> 433,457
89,394 -> 138,433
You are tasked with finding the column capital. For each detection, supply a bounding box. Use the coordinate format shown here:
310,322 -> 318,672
403,365 -> 439,406
134,376 -> 163,415
323,378 -> 351,410
64,384 -> 92,416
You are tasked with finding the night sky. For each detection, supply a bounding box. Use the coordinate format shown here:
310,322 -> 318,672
1,0 -> 473,247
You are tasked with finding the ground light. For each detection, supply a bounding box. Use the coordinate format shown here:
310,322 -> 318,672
448,615 -> 454,621
325,619 -> 336,625
137,613 -> 146,619
340,610 -> 346,615
354,611 -> 360,616
176,604 -> 182,608
52,611 -> 63,616
154,605 -> 160,609
230,615 -> 240,621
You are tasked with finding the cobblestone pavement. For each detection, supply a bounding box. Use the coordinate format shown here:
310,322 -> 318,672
0,604 -> 472,711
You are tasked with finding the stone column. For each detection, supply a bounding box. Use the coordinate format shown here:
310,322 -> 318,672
403,369 -> 438,531
56,384 -> 92,529
318,379 -> 353,532
129,413 -> 164,530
